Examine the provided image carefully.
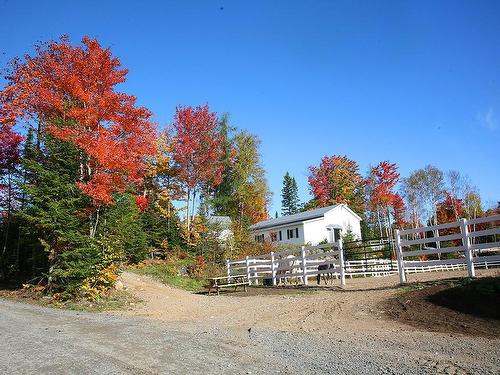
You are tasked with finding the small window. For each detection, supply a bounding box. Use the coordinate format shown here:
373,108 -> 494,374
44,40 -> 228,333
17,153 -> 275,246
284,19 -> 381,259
270,232 -> 278,242
334,228 -> 341,242
287,229 -> 294,239
295,228 -> 299,238
279,231 -> 282,241
255,234 -> 265,243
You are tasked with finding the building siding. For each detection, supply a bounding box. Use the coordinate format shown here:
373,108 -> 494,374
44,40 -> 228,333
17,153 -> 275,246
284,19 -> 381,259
251,204 -> 362,246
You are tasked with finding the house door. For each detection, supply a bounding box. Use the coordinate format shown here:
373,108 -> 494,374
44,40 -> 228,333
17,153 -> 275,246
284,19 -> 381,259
327,227 -> 341,243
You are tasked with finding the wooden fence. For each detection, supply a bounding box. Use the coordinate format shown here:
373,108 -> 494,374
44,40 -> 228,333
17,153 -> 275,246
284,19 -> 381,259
395,215 -> 500,283
226,241 -> 346,286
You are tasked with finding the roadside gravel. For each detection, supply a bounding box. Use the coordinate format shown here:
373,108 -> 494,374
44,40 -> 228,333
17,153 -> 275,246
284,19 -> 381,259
1,288 -> 499,374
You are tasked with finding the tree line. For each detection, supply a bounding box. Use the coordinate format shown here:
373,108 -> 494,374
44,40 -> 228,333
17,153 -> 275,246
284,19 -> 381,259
280,157 -> 494,241
0,36 -> 270,298
1,36 -> 496,298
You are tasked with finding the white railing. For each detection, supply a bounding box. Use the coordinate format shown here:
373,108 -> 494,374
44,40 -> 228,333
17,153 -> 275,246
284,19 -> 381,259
226,241 -> 346,287
395,215 -> 500,283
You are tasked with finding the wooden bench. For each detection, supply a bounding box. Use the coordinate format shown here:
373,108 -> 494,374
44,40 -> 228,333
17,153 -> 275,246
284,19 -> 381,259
207,275 -> 249,295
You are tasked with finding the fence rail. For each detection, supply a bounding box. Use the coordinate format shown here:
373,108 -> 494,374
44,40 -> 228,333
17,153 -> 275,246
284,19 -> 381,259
225,215 -> 500,288
226,241 -> 346,287
395,215 -> 500,283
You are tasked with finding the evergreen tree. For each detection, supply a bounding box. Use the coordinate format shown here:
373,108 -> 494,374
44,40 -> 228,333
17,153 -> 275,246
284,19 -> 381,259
212,113 -> 235,215
99,193 -> 148,264
281,172 -> 300,216
19,131 -> 92,295
141,201 -> 182,254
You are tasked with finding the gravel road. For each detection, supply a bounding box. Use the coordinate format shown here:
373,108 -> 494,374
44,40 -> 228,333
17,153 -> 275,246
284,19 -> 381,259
1,298 -> 499,375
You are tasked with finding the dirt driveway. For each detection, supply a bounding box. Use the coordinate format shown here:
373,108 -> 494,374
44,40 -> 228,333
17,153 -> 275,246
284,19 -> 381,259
115,269 -> 500,374
1,269 -> 499,374
120,268 -> 500,335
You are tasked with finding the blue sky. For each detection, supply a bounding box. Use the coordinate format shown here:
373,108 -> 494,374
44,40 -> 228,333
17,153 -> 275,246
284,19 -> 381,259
1,0 -> 499,213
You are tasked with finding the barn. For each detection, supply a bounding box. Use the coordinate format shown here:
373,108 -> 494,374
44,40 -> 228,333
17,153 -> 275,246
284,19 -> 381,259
249,204 -> 362,246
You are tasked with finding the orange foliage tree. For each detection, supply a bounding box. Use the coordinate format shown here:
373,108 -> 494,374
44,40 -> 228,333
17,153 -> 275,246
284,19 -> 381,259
308,155 -> 364,215
366,161 -> 406,236
0,36 -> 156,235
172,104 -> 224,231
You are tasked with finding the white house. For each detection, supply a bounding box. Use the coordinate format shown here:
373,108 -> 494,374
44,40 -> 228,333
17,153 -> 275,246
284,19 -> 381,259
249,204 -> 362,246
206,216 -> 233,243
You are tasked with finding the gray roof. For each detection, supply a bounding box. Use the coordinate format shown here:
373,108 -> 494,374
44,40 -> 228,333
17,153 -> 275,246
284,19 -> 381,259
207,215 -> 232,228
249,205 -> 340,231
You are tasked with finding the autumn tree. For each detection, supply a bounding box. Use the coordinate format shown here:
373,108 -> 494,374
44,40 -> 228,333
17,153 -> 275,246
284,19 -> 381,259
308,155 -> 364,215
145,128 -> 183,230
231,131 -> 271,226
0,125 -> 24,273
281,172 -> 300,216
0,36 -> 157,236
366,161 -> 405,237
172,104 -> 224,232
0,36 -> 157,296
463,190 -> 482,220
436,192 -> 464,224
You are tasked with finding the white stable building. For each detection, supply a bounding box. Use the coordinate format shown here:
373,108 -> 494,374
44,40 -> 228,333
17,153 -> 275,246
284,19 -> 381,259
249,204 -> 362,246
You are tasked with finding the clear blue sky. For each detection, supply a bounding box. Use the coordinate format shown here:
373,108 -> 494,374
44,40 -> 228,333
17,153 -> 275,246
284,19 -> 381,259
1,0 -> 499,214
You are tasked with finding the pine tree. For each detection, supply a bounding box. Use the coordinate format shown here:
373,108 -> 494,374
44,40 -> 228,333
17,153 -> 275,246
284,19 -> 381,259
281,172 -> 300,216
212,113 -> 235,216
19,131 -> 91,295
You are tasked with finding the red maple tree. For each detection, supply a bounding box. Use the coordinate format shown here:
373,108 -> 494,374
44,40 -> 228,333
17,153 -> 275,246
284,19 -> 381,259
308,155 -> 364,214
0,125 -> 23,173
367,161 -> 406,231
172,104 -> 224,229
437,191 -> 463,224
0,36 -> 156,206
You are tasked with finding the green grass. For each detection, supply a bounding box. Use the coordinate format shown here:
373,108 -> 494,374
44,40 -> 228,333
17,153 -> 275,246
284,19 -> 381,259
128,263 -> 206,292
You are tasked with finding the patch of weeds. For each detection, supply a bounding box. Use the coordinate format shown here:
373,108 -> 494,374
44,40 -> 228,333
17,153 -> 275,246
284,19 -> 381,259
0,287 -> 140,312
128,262 -> 206,292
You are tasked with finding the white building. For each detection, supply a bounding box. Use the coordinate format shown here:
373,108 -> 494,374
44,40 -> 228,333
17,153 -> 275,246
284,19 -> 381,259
249,204 -> 362,246
206,216 -> 233,243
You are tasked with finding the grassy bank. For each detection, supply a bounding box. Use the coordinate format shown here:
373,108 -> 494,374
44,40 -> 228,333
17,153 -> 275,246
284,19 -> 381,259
0,287 -> 140,312
127,258 -> 215,292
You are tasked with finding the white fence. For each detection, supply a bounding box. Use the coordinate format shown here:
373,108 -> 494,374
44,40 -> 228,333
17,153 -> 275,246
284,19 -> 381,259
395,215 -> 500,283
226,241 -> 346,286
225,215 -> 500,288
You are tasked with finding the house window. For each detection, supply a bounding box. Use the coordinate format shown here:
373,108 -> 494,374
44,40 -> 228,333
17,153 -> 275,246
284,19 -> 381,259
279,231 -> 282,241
295,228 -> 299,238
334,228 -> 341,242
254,234 -> 264,243
287,229 -> 294,239
270,232 -> 278,242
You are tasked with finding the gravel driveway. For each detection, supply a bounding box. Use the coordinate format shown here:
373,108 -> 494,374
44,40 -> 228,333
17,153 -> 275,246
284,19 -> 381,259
1,298 -> 499,374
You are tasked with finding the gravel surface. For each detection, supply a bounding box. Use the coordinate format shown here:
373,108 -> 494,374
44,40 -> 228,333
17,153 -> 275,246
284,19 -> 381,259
1,296 -> 499,374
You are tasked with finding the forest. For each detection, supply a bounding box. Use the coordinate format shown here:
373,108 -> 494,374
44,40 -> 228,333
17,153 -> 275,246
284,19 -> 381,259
0,36 -> 497,300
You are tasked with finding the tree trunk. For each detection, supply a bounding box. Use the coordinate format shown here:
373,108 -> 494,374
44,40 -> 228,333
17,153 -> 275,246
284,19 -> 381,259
1,172 -> 13,263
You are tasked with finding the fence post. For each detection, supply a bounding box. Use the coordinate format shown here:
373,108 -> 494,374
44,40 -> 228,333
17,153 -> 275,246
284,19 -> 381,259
245,256 -> 252,285
395,229 -> 407,284
271,251 -> 277,286
226,259 -> 230,279
301,246 -> 308,286
434,228 -> 441,260
338,238 -> 346,287
460,218 -> 475,278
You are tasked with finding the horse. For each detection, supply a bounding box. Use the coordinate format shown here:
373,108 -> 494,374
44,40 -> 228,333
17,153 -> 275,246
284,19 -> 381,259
316,262 -> 337,285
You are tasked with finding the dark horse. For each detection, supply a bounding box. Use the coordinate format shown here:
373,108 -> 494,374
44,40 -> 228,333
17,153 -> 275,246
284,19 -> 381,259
317,263 -> 336,285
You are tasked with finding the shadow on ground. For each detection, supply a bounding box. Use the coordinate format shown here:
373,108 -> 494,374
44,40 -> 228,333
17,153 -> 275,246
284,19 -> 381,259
383,277 -> 500,338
